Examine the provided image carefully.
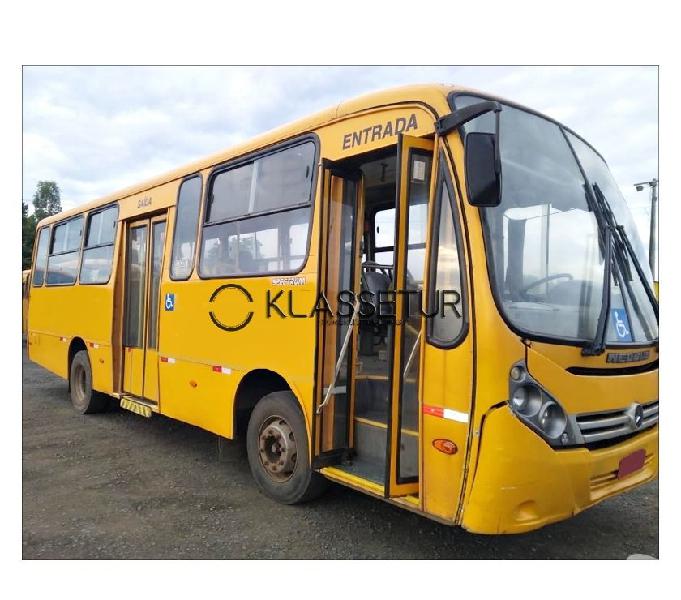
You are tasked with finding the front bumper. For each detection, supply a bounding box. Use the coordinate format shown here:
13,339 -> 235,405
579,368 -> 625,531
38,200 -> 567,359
461,406 -> 658,534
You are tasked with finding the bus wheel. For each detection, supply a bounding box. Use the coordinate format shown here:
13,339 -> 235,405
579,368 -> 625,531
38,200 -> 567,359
246,391 -> 328,504
69,350 -> 108,414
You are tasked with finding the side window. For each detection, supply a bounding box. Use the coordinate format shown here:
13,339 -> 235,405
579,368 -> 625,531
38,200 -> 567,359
200,208 -> 311,276
428,173 -> 466,345
32,228 -> 50,286
46,216 -> 84,286
207,163 -> 253,222
253,145 -> 315,212
170,176 -> 202,280
200,141 -> 316,277
80,204 -> 119,284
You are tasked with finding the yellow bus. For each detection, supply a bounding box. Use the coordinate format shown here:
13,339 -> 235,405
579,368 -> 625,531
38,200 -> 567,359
26,84 -> 658,533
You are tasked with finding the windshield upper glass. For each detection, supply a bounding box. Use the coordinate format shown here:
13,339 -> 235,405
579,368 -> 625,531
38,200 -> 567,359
455,95 -> 658,345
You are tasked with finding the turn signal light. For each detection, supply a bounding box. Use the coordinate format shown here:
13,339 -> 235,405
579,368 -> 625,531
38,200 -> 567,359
432,439 -> 457,455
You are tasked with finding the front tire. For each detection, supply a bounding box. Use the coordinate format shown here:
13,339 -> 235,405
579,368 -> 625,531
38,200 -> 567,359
246,391 -> 328,504
69,350 -> 108,414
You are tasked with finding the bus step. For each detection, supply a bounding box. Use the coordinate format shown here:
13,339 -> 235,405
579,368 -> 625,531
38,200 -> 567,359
120,396 -> 154,418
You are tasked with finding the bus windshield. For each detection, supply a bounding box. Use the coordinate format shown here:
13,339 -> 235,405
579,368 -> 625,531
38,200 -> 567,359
456,96 -> 658,345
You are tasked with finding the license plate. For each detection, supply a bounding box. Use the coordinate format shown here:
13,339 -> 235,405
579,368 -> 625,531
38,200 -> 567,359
617,449 -> 646,479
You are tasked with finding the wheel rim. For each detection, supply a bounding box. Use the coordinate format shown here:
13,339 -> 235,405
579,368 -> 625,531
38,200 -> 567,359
258,415 -> 297,482
73,363 -> 87,406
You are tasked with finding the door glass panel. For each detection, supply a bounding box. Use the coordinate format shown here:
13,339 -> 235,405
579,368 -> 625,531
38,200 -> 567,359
329,178 -> 356,448
148,221 -> 166,349
319,176 -> 357,453
124,225 -> 148,347
397,152 -> 432,481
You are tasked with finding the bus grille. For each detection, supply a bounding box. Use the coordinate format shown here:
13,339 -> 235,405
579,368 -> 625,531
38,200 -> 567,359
572,400 -> 658,446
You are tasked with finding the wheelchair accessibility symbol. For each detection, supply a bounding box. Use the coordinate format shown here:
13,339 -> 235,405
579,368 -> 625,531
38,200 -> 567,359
611,308 -> 632,342
165,293 -> 175,311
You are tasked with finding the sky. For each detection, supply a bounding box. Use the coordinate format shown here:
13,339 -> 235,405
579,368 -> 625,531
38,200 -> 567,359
22,65 -> 658,259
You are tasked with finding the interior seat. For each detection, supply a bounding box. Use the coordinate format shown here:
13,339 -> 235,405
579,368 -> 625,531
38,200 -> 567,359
359,264 -> 393,355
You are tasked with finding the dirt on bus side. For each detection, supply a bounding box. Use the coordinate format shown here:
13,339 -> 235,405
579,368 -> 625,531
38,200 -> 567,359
22,345 -> 658,559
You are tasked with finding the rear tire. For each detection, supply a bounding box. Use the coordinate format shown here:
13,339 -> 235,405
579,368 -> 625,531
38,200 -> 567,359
69,350 -> 108,414
246,391 -> 328,504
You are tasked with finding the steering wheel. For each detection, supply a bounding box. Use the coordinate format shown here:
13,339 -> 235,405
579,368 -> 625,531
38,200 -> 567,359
520,273 -> 573,295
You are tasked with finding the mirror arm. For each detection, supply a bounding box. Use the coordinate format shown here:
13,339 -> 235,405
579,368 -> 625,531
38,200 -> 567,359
435,100 -> 502,135
494,108 -> 502,181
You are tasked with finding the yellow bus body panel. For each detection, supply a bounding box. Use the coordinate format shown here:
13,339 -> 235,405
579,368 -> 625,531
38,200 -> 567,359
156,273 -> 319,438
28,283 -> 116,392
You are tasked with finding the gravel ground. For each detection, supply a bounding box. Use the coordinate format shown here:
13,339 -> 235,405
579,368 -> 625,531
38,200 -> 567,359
22,345 -> 658,559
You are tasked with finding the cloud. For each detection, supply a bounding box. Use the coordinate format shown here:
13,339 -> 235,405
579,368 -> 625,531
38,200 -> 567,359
22,66 -> 657,249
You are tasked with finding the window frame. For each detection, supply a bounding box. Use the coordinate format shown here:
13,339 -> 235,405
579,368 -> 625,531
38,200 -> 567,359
393,146 -> 434,486
45,214 -> 85,287
198,134 -> 319,280
426,154 -> 469,349
79,202 -> 120,286
169,174 -> 203,281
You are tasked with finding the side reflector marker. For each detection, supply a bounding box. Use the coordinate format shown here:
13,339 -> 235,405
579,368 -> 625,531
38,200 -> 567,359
212,365 -> 231,375
423,404 -> 469,423
433,439 -> 458,455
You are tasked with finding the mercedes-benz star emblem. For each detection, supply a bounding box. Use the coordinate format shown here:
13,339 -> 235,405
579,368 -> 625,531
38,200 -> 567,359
630,403 -> 644,429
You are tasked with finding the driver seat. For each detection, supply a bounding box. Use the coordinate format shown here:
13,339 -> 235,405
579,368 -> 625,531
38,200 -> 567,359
359,266 -> 393,355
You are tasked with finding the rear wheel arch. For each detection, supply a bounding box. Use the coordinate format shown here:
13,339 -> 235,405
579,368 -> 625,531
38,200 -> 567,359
67,337 -> 87,389
69,348 -> 109,414
232,369 -> 308,438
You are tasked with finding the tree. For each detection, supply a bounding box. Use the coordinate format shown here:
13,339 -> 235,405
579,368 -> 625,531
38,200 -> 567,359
22,200 -> 36,269
32,181 -> 61,223
23,181 -> 62,269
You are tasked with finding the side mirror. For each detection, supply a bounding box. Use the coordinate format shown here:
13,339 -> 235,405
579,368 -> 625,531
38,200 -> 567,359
465,132 -> 501,207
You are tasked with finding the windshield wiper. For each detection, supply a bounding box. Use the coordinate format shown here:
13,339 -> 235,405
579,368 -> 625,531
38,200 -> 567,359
592,183 -> 659,320
582,184 -> 658,356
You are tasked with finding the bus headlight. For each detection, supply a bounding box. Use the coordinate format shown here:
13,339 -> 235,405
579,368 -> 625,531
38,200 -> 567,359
511,385 -> 542,417
508,362 -> 576,447
537,400 -> 567,440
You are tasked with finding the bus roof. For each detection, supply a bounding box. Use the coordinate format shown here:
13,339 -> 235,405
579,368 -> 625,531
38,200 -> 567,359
35,83 -> 510,229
